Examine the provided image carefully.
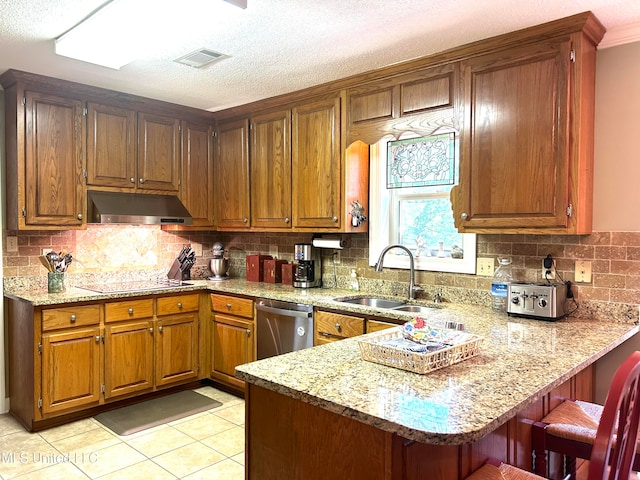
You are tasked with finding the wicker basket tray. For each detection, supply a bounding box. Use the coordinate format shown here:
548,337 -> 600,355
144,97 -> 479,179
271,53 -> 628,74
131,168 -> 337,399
358,328 -> 483,374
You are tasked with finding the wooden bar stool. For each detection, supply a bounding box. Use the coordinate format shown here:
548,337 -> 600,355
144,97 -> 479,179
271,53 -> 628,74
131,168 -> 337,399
466,351 -> 640,480
532,375 -> 640,477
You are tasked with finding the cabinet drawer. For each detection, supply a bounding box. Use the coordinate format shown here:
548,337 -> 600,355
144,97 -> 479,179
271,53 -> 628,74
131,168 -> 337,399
42,305 -> 100,331
316,311 -> 364,339
105,299 -> 154,323
366,319 -> 400,333
157,294 -> 199,316
210,294 -> 254,319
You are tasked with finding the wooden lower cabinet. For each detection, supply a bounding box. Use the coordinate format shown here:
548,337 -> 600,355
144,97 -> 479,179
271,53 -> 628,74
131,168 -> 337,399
210,293 -> 255,390
245,365 -> 593,480
314,310 -> 365,345
155,313 -> 199,386
41,326 -> 102,415
6,292 -> 202,431
366,319 -> 400,333
104,320 -> 154,399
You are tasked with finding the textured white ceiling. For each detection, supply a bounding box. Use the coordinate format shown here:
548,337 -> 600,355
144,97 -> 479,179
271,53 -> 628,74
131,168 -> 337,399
1,0 -> 639,112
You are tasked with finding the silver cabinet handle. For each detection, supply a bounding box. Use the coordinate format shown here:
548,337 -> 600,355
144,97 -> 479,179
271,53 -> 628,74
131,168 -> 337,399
226,303 -> 232,310
159,326 -> 163,333
139,178 -> 145,184
246,329 -> 251,336
284,217 -> 290,224
130,177 -> 135,183
70,314 -> 76,323
128,308 -> 134,315
461,212 -> 468,220
95,335 -> 100,342
243,217 -> 248,223
77,214 -> 83,220
332,216 -> 338,222
149,327 -> 154,333
177,302 -> 183,309
335,322 -> 341,331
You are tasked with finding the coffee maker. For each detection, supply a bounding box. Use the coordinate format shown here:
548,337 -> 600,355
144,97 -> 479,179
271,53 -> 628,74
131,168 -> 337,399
293,243 -> 322,288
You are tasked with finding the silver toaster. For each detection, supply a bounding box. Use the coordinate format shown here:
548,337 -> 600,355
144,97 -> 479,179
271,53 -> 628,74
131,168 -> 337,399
507,283 -> 568,320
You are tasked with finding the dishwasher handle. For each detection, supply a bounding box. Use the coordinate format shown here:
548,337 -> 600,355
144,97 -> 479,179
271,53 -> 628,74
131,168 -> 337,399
256,302 -> 313,319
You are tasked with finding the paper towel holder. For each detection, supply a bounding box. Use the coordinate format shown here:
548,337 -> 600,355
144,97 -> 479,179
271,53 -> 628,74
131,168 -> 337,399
311,235 -> 349,249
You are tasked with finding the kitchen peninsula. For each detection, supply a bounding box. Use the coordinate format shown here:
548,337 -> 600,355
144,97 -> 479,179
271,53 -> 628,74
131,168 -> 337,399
235,301 -> 639,480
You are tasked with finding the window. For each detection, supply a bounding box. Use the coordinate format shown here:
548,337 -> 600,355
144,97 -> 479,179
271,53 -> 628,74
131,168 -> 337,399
369,132 -> 476,274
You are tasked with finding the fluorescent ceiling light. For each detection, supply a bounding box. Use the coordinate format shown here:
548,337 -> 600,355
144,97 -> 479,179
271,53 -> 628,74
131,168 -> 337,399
55,0 -> 246,70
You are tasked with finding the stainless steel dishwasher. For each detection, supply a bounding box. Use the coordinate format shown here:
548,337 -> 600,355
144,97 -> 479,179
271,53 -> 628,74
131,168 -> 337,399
255,298 -> 314,360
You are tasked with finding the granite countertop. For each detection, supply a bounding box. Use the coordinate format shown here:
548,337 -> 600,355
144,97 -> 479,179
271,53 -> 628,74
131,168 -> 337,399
5,277 -> 639,446
236,304 -> 639,445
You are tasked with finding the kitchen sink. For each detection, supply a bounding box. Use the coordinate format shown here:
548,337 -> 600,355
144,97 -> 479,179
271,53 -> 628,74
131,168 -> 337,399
391,305 -> 438,314
333,296 -> 405,309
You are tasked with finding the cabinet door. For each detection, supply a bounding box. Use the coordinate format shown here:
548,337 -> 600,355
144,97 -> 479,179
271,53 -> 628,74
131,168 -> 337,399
212,313 -> 254,390
215,119 -> 251,229
87,103 -> 137,189
104,320 -> 154,399
251,110 -> 292,229
292,96 -> 342,229
41,327 -> 101,415
137,112 -> 180,191
181,121 -> 214,227
24,91 -> 85,227
155,313 -> 199,387
455,39 -> 571,232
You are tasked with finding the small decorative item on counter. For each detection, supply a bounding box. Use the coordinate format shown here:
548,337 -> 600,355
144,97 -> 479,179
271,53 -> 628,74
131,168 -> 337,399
264,259 -> 287,283
401,317 -> 474,347
281,262 -> 295,285
245,254 -> 273,282
349,269 -> 360,291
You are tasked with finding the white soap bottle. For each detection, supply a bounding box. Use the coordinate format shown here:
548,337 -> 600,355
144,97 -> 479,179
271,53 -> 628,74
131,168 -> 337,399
349,269 -> 360,291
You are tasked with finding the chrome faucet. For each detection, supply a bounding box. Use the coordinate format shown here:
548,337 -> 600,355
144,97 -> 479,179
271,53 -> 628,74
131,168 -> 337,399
374,244 -> 422,300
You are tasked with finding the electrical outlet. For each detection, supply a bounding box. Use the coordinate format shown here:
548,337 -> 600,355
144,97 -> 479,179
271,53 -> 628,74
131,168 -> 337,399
269,245 -> 278,258
333,250 -> 341,264
575,260 -> 592,283
6,236 -> 17,252
541,260 -> 556,280
476,258 -> 495,276
42,248 -> 53,256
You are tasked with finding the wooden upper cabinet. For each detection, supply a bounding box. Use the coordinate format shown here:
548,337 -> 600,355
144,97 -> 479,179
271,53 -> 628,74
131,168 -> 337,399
215,119 -> 251,229
24,91 -> 86,228
250,110 -> 292,229
452,33 -> 597,234
87,103 -> 137,189
181,121 -> 214,227
292,95 -> 342,229
346,64 -> 457,145
137,112 -> 180,192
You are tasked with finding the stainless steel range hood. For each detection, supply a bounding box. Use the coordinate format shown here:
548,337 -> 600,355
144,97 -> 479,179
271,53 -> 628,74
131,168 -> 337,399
87,191 -> 193,225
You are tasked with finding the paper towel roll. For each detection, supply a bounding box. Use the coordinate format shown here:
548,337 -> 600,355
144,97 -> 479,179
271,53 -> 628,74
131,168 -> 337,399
311,238 -> 346,249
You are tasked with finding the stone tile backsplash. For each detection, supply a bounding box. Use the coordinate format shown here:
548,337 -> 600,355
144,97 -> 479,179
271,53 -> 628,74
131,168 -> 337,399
3,227 -> 639,321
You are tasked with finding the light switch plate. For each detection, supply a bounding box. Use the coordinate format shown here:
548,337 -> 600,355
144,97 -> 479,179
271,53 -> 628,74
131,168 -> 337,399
476,258 -> 494,276
575,260 -> 592,283
6,236 -> 17,252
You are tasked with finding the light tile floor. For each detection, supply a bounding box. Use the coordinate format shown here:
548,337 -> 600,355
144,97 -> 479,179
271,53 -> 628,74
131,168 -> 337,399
0,387 -> 245,480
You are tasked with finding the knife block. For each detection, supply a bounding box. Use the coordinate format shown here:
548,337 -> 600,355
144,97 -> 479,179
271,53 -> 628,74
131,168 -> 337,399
167,259 -> 191,281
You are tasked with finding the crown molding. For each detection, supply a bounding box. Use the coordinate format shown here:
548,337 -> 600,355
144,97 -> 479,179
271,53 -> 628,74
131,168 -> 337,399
599,21 -> 640,49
